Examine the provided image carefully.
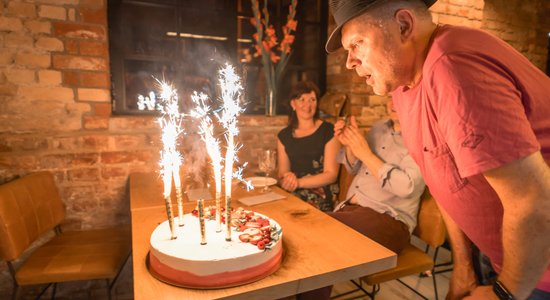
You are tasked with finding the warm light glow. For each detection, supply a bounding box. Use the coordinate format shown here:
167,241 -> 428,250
179,32 -> 228,41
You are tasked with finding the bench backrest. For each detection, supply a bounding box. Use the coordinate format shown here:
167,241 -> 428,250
0,171 -> 65,261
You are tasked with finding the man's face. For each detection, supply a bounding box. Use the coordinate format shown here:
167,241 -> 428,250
341,16 -> 408,95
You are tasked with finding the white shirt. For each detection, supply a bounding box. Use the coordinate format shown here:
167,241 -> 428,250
337,119 -> 425,233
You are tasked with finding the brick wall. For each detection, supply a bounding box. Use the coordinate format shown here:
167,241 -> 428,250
326,0 -> 550,127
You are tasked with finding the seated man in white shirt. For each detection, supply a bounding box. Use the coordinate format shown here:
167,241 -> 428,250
331,99 -> 425,254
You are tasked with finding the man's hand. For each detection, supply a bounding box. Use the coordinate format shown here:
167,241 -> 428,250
337,116 -> 373,161
446,264 -> 478,300
463,285 -> 498,300
279,172 -> 299,192
334,118 -> 348,145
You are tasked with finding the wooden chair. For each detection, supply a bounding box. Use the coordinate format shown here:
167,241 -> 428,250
0,171 -> 132,300
319,92 -> 348,123
333,188 -> 447,300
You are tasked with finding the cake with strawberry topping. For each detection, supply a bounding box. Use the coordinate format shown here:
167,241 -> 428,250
148,207 -> 283,288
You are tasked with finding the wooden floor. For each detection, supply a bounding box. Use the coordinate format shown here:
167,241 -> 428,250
331,237 -> 453,300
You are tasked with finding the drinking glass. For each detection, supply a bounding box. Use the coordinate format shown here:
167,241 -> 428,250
258,149 -> 276,192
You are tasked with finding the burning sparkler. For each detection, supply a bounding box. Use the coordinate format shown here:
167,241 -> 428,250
190,91 -> 224,232
216,63 -> 247,241
155,80 -> 185,238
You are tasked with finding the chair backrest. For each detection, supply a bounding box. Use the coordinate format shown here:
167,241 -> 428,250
0,171 -> 65,261
413,188 -> 447,249
319,92 -> 347,121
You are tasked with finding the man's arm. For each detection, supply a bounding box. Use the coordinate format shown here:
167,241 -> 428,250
380,154 -> 424,198
439,206 -> 479,300
481,151 -> 550,299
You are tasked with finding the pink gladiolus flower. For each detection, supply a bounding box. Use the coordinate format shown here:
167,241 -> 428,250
265,25 -> 275,37
286,19 -> 297,31
270,52 -> 280,63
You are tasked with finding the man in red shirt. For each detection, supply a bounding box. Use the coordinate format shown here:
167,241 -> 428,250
326,0 -> 550,299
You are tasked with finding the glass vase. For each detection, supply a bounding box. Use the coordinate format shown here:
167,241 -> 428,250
265,88 -> 277,116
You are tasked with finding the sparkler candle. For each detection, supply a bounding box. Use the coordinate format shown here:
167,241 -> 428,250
156,80 -> 185,238
217,63 -> 245,242
161,154 -> 176,240
172,163 -> 184,227
197,199 -> 207,245
190,92 -> 223,232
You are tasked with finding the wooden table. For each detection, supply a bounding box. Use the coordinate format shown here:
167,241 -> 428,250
130,172 -> 396,299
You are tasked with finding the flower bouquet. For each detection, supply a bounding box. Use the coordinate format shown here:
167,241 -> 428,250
250,0 -> 298,115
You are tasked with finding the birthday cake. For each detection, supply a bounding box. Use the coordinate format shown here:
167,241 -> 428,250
148,208 -> 283,288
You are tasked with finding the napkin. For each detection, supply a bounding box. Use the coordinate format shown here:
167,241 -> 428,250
187,188 -> 213,201
238,192 -> 286,206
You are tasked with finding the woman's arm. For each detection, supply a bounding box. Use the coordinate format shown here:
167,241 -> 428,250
277,139 -> 291,178
277,138 -> 299,192
297,137 -> 341,189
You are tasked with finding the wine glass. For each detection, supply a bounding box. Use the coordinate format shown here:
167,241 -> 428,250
258,149 -> 277,193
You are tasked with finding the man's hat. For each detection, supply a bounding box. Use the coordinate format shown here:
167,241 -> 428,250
325,0 -> 437,53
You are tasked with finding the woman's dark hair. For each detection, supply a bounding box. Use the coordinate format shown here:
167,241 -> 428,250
288,81 -> 321,129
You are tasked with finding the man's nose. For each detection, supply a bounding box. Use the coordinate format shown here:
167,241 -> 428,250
346,52 -> 359,70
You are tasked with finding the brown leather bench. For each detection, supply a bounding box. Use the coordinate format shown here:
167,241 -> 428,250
0,171 -> 131,299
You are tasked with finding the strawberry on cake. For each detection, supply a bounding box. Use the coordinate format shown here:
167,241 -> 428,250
148,207 -> 283,288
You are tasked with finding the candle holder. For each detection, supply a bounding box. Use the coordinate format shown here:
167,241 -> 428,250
164,195 -> 176,240
175,183 -> 184,227
198,199 -> 207,245
225,196 -> 232,241
215,193 -> 222,233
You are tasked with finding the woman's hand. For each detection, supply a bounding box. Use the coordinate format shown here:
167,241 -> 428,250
279,172 -> 299,192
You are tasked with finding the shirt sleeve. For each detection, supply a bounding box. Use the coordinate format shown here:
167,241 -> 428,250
426,52 -> 540,177
336,148 -> 361,175
378,154 -> 425,198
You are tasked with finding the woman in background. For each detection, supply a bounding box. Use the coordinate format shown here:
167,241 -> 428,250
277,81 -> 340,212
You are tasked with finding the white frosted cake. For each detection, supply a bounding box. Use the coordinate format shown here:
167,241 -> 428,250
148,208 -> 283,288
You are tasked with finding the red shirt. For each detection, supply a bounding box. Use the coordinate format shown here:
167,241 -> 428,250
393,25 -> 550,291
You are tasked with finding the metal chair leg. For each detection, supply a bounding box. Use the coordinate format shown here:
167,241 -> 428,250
432,270 -> 439,300
370,284 -> 377,300
105,279 -> 112,300
12,285 -> 20,300
107,251 -> 131,300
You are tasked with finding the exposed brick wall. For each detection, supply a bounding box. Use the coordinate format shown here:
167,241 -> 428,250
326,0 -> 550,128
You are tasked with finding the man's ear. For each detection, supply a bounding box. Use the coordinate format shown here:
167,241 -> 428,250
394,9 -> 414,41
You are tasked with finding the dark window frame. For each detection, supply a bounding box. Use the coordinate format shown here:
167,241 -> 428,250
107,0 -> 327,115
